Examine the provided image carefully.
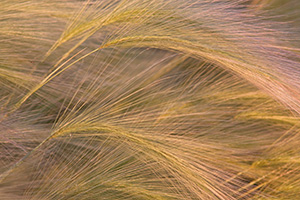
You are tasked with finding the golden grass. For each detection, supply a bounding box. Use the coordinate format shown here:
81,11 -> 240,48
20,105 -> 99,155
1,0 -> 300,199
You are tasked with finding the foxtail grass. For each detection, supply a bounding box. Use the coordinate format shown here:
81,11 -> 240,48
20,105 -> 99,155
1,0 -> 300,199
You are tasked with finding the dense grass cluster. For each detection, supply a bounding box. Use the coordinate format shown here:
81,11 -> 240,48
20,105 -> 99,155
1,0 -> 300,199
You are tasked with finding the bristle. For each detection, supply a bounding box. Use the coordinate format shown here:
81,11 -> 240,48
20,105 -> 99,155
1,0 -> 300,199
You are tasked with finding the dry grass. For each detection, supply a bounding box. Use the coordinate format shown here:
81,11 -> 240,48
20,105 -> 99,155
1,0 -> 300,199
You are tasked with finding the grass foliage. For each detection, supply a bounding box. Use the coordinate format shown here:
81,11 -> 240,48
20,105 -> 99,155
1,0 -> 300,199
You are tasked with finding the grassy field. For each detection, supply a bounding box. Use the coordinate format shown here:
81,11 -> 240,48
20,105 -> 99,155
1,0 -> 300,199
